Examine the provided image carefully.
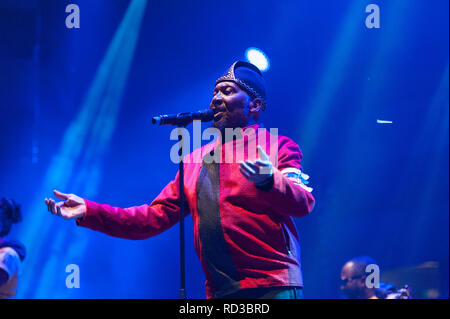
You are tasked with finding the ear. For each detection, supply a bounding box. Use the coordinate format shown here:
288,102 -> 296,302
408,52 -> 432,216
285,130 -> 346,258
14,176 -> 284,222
249,98 -> 263,113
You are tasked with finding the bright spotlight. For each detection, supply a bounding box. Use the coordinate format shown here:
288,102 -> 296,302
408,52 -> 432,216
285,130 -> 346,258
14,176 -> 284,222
245,47 -> 270,72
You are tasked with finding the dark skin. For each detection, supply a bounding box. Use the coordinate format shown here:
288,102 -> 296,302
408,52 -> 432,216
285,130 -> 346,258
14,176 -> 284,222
340,261 -> 376,299
0,210 -> 12,286
45,81 -> 272,219
209,81 -> 273,184
210,81 -> 263,136
0,268 -> 8,286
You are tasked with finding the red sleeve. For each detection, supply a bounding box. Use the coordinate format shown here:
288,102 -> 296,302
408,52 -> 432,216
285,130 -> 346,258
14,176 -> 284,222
262,137 -> 315,218
76,171 -> 188,240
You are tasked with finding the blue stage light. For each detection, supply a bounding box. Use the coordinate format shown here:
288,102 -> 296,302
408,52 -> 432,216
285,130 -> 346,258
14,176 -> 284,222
245,47 -> 270,72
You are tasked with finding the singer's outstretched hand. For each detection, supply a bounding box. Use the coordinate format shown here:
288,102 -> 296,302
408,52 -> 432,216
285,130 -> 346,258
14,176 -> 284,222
45,190 -> 86,220
239,145 -> 273,186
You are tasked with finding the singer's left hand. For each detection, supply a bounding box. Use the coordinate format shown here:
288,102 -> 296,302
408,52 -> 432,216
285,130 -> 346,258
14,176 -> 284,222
239,145 -> 273,186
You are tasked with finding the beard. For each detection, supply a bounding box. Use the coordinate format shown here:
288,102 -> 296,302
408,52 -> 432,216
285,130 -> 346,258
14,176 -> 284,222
211,111 -> 249,134
211,116 -> 228,143
211,114 -> 227,133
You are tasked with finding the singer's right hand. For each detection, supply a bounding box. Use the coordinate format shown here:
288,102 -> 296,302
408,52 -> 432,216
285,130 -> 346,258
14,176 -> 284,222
45,190 -> 86,220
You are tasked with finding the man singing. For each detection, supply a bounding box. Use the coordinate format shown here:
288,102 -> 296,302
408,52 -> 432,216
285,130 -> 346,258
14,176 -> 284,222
45,61 -> 315,299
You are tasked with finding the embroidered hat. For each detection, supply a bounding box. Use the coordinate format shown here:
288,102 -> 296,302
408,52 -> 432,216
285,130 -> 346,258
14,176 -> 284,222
215,61 -> 267,109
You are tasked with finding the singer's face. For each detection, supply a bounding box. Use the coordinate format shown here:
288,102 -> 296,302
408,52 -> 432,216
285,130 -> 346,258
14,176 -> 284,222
210,81 -> 252,132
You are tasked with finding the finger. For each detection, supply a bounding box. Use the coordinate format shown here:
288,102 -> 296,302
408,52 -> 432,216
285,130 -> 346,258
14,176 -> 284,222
48,199 -> 56,215
254,159 -> 270,167
46,200 -> 53,213
239,166 -> 251,179
257,145 -> 269,161
239,161 -> 256,175
51,201 -> 64,217
51,200 -> 58,215
45,199 -> 51,212
244,160 -> 260,171
51,200 -> 61,216
239,164 -> 254,178
53,189 -> 70,200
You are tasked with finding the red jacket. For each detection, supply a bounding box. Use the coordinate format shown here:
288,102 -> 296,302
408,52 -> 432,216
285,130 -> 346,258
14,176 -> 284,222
76,124 -> 315,298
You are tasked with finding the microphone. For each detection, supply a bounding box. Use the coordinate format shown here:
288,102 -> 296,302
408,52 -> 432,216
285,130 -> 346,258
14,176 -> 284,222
152,109 -> 214,126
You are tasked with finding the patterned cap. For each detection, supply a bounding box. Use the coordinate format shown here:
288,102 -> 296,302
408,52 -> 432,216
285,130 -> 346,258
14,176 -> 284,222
215,61 -> 267,108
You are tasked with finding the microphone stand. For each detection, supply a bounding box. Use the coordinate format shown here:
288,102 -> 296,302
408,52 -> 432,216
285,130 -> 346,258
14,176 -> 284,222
177,124 -> 186,299
153,111 -> 213,299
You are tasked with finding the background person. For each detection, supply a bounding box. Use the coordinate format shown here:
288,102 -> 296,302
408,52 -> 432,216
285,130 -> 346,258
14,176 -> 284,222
0,197 -> 26,299
340,256 -> 379,299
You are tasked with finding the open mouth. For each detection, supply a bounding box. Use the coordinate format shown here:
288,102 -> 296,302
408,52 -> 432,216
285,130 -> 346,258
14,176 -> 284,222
214,111 -> 225,121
